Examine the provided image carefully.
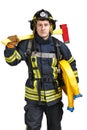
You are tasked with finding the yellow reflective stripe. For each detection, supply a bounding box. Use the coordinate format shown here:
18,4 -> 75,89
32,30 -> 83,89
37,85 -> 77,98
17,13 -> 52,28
33,70 -> 41,78
31,56 -> 38,68
15,50 -> 21,60
25,92 -> 62,102
25,80 -> 38,94
51,58 -> 58,79
31,55 -> 41,78
52,58 -> 57,67
52,67 -> 58,79
25,86 -> 62,102
49,16 -> 53,20
5,50 -> 21,63
67,57 -> 78,78
25,93 -> 39,101
25,93 -> 46,102
25,87 -> 38,94
43,87 -> 62,96
5,55 -> 15,63
25,86 -> 61,95
33,80 -> 37,90
73,70 -> 78,77
67,57 -> 74,64
46,93 -> 62,102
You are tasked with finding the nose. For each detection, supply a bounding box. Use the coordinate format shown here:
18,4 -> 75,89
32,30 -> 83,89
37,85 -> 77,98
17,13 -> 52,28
41,25 -> 45,29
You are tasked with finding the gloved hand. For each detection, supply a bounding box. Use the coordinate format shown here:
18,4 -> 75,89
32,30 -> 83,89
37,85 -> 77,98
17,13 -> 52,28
7,35 -> 19,48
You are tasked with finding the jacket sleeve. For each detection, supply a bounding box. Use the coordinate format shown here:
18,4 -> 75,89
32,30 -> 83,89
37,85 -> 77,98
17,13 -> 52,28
59,40 -> 79,82
4,40 -> 28,66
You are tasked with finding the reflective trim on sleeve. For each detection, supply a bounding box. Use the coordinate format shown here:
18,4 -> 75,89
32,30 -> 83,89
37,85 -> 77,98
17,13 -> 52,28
67,57 -> 74,64
73,70 -> 78,77
5,50 -> 21,63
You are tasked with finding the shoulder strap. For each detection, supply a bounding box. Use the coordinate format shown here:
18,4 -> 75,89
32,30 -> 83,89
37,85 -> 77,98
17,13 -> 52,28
26,39 -> 34,79
52,37 -> 62,61
26,39 -> 33,56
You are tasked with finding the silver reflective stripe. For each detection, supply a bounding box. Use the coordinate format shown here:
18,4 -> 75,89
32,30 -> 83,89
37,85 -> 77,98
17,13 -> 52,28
32,51 -> 56,58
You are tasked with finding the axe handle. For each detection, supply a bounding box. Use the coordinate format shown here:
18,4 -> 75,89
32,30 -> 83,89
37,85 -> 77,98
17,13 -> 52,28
1,29 -> 63,46
53,29 -> 63,35
1,34 -> 34,46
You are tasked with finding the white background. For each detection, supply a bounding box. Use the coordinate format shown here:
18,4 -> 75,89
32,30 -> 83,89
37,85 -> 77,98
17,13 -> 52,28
0,0 -> 87,130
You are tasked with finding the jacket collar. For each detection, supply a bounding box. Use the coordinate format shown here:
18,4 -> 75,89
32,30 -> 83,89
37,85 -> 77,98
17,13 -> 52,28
34,33 -> 52,44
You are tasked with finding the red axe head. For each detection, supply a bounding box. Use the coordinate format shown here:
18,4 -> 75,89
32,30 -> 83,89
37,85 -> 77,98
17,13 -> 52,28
60,24 -> 70,43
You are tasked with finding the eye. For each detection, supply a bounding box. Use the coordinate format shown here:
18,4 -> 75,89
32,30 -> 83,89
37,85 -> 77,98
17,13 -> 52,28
44,23 -> 49,26
37,23 -> 41,27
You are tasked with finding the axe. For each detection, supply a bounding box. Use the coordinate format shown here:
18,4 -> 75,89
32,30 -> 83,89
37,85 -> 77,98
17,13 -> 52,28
1,24 -> 70,46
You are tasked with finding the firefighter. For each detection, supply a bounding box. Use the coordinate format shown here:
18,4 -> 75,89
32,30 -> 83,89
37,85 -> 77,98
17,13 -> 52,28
4,9 -> 79,130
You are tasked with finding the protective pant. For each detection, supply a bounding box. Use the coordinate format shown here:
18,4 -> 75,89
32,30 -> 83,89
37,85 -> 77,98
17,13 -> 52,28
24,101 -> 63,130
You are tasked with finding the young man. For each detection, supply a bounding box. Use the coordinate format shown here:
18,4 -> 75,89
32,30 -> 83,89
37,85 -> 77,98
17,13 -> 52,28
4,9 -> 79,130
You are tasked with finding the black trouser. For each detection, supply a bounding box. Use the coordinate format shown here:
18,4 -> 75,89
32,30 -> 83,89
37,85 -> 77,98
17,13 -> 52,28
24,101 -> 63,130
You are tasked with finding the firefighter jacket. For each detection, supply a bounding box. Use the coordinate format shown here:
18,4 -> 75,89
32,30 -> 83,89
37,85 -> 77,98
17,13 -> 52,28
4,34 -> 79,106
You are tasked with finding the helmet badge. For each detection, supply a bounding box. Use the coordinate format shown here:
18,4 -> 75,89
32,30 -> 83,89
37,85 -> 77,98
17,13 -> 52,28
40,11 -> 48,18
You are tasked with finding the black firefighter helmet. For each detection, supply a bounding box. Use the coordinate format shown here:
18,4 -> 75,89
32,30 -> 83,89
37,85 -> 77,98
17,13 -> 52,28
29,9 -> 57,30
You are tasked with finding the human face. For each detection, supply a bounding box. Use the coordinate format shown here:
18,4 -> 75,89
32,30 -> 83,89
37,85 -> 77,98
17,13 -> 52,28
36,20 -> 50,40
